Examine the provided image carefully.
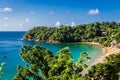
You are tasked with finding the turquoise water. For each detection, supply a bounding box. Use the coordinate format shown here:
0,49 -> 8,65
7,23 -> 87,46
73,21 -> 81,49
0,32 -> 102,80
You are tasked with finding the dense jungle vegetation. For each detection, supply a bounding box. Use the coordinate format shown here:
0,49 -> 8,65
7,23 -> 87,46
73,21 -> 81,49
23,21 -> 120,47
14,45 -> 120,80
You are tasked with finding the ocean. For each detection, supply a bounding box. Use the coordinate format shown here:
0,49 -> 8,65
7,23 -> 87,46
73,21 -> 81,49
0,31 -> 102,80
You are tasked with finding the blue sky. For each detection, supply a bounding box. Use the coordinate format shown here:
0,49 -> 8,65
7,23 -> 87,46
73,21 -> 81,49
0,0 -> 120,31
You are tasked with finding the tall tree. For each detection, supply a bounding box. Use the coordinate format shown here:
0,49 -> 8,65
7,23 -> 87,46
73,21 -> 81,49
14,45 -> 90,80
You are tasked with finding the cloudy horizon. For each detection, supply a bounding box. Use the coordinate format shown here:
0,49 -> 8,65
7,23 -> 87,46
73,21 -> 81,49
0,0 -> 120,31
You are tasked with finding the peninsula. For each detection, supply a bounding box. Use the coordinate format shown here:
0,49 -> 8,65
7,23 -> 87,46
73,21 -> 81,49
23,22 -> 120,47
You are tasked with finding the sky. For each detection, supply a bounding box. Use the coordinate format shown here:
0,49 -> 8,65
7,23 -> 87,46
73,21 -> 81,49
0,0 -> 120,31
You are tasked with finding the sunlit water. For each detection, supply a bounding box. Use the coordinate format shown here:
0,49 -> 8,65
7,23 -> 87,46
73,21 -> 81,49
0,32 -> 102,79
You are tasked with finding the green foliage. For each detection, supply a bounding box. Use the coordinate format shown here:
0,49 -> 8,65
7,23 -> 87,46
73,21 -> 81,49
0,62 -> 6,79
14,45 -> 90,80
104,53 -> 120,73
88,53 -> 120,80
14,45 -> 120,80
88,63 -> 118,80
23,21 -> 120,46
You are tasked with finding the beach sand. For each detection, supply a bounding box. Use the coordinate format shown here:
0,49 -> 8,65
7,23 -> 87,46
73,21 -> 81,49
81,42 -> 120,75
89,42 -> 120,66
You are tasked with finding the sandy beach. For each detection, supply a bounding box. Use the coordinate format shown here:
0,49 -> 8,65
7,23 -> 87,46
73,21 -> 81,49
88,42 -> 120,66
81,42 -> 120,75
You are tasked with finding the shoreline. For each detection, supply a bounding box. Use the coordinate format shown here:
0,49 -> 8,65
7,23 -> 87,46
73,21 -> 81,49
81,42 -> 120,75
88,42 -> 120,66
22,39 -> 120,65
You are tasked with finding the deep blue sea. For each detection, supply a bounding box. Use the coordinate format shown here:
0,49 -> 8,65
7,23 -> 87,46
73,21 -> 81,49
0,32 -> 102,80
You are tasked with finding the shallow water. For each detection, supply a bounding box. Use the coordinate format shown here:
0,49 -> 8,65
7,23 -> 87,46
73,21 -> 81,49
0,32 -> 102,79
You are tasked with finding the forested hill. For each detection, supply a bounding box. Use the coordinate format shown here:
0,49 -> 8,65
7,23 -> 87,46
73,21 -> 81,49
23,22 -> 120,46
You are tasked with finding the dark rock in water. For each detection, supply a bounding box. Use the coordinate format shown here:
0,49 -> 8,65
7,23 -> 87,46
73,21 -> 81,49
0,51 -> 7,58
2,56 -> 7,58
1,51 -> 7,54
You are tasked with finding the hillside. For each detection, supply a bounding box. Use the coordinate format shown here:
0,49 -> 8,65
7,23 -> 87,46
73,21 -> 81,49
23,22 -> 120,46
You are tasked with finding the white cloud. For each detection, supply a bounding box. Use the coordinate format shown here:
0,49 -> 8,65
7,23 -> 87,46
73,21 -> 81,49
4,24 -> 8,27
19,22 -> 23,27
55,21 -> 61,27
25,18 -> 30,22
0,7 -> 13,12
49,11 -> 54,14
88,9 -> 99,15
71,22 -> 76,26
4,17 -> 8,20
65,24 -> 69,26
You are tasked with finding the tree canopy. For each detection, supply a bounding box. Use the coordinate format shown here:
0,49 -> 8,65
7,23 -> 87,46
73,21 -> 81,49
14,45 -> 90,80
14,45 -> 120,80
88,53 -> 120,80
23,21 -> 120,46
